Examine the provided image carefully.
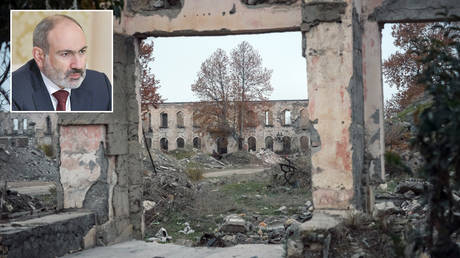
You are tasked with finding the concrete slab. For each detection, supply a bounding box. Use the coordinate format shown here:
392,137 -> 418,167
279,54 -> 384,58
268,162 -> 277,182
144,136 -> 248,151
0,210 -> 95,258
64,241 -> 284,258
8,181 -> 55,196
299,212 -> 341,232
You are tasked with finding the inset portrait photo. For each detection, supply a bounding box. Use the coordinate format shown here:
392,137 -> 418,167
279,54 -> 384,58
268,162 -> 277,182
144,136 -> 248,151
11,10 -> 113,112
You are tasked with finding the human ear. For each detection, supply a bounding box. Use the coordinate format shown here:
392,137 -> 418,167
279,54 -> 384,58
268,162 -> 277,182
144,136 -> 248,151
32,47 -> 45,69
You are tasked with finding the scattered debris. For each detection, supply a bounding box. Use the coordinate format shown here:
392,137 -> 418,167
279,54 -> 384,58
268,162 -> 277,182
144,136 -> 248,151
220,214 -> 249,233
221,151 -> 263,166
255,149 -> 283,165
143,200 -> 156,212
147,227 -> 172,243
0,188 -> 44,214
0,146 -> 58,182
179,222 -> 195,235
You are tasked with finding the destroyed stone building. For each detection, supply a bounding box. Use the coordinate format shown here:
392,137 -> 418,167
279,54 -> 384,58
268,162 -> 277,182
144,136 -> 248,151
0,113 -> 58,150
146,99 -> 320,154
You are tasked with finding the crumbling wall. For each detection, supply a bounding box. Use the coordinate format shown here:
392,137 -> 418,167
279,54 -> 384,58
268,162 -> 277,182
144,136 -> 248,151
0,112 -> 58,149
302,0 -> 357,210
56,33 -> 143,244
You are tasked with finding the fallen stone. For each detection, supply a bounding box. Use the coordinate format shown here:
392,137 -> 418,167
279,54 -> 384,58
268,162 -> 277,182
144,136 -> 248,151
143,200 -> 156,212
373,201 -> 400,217
395,180 -> 428,195
178,222 -> 195,235
221,214 -> 248,233
154,227 -> 172,243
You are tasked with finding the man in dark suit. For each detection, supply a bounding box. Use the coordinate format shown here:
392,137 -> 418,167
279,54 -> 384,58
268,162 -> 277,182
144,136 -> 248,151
12,14 -> 112,111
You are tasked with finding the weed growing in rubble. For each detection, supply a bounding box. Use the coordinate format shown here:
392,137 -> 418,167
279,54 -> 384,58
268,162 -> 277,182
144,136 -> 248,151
186,163 -> 204,181
39,144 -> 54,157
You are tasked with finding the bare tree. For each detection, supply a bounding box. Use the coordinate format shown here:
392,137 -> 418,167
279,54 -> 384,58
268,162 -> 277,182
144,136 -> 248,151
192,49 -> 234,135
230,41 -> 273,146
0,42 -> 10,111
192,42 -> 273,149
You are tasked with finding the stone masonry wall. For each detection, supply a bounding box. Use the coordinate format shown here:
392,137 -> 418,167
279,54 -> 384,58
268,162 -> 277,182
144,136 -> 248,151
148,100 -> 319,154
56,33 -> 143,244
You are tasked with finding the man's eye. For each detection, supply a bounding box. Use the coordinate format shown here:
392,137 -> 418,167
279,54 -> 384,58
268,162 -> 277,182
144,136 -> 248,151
80,49 -> 87,54
61,52 -> 69,57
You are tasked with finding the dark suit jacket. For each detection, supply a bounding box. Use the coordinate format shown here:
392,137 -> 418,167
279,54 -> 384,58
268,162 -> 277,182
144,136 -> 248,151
12,59 -> 112,111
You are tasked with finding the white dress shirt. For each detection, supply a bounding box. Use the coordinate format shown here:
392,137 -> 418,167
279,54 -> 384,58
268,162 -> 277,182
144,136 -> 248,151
40,72 -> 72,111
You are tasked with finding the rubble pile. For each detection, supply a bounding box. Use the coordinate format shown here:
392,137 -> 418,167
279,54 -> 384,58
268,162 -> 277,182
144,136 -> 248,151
197,201 -> 314,247
221,151 -> 264,167
179,153 -> 228,170
255,149 -> 283,165
1,189 -> 44,214
374,178 -> 431,219
144,148 -> 185,173
0,146 -> 57,182
143,167 -> 197,236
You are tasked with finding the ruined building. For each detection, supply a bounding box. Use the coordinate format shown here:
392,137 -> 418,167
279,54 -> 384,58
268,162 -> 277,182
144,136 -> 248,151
146,99 -> 320,154
0,113 -> 58,150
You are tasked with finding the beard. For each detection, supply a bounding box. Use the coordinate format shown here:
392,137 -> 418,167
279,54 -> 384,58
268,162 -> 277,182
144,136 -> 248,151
42,56 -> 86,89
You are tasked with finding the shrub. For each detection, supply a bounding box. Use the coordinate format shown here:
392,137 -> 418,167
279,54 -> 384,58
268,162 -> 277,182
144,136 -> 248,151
39,144 -> 54,157
384,151 -> 411,176
185,163 -> 204,181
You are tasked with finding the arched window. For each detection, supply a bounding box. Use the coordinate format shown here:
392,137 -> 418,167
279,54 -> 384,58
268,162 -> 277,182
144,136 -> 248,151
283,136 -> 291,154
300,136 -> 309,152
193,137 -> 201,149
13,119 -> 18,131
160,138 -> 168,151
193,112 -> 200,128
265,136 -> 274,151
217,137 -> 228,154
160,113 -> 168,128
299,109 -> 308,129
177,111 -> 184,128
23,119 -> 28,130
264,110 -> 273,126
248,137 -> 256,152
282,110 -> 291,126
176,137 -> 185,148
46,116 -> 51,135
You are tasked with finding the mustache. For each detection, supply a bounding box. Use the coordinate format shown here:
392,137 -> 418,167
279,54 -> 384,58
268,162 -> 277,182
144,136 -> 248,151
65,68 -> 85,77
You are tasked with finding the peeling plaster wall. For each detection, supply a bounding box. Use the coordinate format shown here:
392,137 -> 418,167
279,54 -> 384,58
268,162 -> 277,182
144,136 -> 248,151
59,125 -> 109,212
303,0 -> 356,210
361,0 -> 386,213
57,34 -> 143,244
149,100 -> 315,154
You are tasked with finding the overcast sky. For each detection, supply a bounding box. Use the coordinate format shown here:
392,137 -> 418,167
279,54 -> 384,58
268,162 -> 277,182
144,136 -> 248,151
150,24 -> 399,103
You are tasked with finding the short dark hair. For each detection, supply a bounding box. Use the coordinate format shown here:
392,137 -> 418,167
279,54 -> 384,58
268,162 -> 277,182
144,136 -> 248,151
33,14 -> 84,54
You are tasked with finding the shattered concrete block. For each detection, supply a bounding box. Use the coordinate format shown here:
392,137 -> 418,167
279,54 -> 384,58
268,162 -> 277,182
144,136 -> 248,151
284,213 -> 341,258
221,214 -> 248,233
